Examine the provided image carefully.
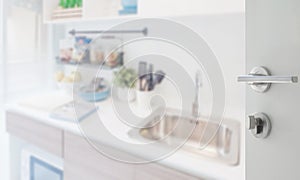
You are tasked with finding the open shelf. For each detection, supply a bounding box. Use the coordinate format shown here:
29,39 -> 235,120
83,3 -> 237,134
43,0 -> 244,25
43,0 -> 138,24
44,14 -> 139,25
56,62 -> 122,71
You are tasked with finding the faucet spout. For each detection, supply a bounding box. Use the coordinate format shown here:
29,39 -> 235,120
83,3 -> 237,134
192,70 -> 202,118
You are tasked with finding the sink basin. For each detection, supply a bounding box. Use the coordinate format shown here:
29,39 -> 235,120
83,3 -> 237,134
128,108 -> 240,165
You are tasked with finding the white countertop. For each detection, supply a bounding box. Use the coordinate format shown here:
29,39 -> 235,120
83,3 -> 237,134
6,91 -> 242,180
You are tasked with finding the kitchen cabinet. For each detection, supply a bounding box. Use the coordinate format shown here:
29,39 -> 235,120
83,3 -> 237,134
63,132 -> 135,180
6,111 -> 203,180
64,132 -> 202,180
43,0 -> 136,24
43,0 -> 244,24
135,163 -> 202,180
6,112 -> 64,157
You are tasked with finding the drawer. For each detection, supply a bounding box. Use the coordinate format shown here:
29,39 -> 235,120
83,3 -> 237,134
64,132 -> 135,180
135,163 -> 203,180
64,132 -> 203,180
6,111 -> 64,157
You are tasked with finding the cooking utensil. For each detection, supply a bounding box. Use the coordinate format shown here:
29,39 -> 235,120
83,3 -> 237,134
154,70 -> 165,84
148,70 -> 165,91
138,61 -> 147,91
147,64 -> 154,91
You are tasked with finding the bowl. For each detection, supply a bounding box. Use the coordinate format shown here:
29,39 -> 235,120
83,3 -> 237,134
122,0 -> 137,8
79,87 -> 110,102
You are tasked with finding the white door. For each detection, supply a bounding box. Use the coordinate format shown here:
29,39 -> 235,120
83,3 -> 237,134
244,0 -> 300,179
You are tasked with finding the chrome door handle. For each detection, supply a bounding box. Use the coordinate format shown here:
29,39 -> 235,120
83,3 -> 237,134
238,75 -> 298,84
238,67 -> 298,92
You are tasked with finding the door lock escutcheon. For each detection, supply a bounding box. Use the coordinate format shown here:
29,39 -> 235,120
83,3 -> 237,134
247,112 -> 271,138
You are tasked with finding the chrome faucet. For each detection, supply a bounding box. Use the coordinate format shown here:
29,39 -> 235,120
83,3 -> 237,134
192,70 -> 202,118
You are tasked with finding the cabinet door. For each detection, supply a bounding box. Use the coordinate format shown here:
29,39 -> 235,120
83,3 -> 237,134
6,111 -> 63,157
64,132 -> 135,180
64,132 -> 203,180
134,164 -> 203,180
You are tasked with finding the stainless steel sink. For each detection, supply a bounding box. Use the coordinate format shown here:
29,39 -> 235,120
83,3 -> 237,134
128,108 -> 240,165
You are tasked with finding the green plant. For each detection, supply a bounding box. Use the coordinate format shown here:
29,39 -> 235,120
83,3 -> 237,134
76,0 -> 82,7
69,0 -> 76,8
59,0 -> 65,8
113,67 -> 137,89
65,0 -> 71,8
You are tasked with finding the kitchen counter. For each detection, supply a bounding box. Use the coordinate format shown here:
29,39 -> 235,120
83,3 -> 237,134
5,91 -> 242,180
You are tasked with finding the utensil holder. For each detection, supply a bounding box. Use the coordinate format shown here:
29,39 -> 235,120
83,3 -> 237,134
136,90 -> 157,109
117,87 -> 136,102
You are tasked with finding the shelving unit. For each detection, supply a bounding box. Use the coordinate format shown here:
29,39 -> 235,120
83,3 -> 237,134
44,0 -> 245,86
44,14 -> 139,25
56,62 -> 122,71
51,7 -> 83,20
43,0 -> 137,24
43,0 -> 244,24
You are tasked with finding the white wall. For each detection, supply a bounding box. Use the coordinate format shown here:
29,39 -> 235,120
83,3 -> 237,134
61,13 -> 245,179
171,14 -> 245,179
64,14 -> 245,118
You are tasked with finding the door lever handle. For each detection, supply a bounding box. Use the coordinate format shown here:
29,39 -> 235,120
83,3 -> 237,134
238,67 -> 298,92
238,75 -> 298,84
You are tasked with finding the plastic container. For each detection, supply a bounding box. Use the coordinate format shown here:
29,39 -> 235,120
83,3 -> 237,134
79,87 -> 110,102
122,0 -> 137,9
